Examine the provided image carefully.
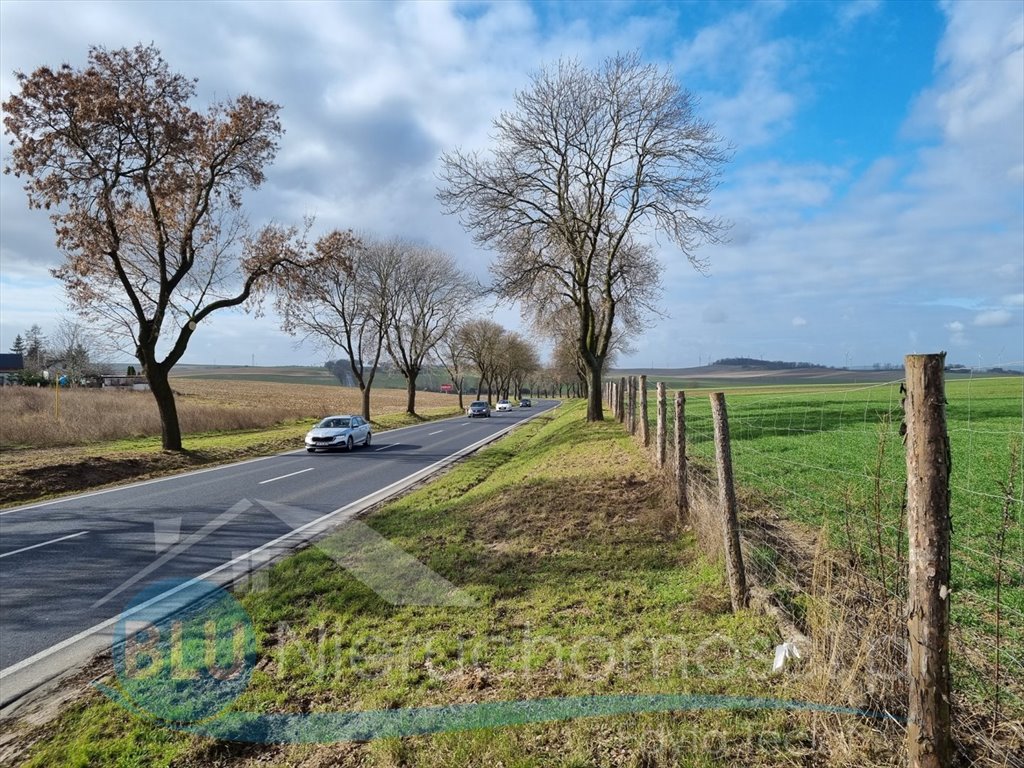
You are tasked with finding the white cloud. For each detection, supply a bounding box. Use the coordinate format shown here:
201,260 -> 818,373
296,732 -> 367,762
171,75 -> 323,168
944,320 -> 968,346
931,1 -> 1023,144
671,5 -> 800,148
973,309 -> 1013,327
837,0 -> 882,29
791,316 -> 807,327
1004,293 -> 1024,307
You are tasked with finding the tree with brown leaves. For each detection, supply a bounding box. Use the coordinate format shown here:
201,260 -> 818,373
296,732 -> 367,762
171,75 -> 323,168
3,44 -> 324,449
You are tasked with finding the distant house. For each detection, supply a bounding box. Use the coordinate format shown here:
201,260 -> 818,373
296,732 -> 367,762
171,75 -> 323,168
0,353 -> 24,385
101,374 -> 150,391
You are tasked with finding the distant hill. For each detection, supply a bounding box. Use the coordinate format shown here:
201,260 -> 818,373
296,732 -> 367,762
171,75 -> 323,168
610,358 -> 1021,387
711,357 -> 832,370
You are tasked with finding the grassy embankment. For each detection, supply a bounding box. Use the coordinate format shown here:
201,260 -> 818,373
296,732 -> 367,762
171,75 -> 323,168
0,379 -> 463,506
5,401 -> 904,768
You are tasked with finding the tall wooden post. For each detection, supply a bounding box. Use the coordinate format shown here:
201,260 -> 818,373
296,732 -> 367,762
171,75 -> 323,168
622,376 -> 630,436
675,391 -> 688,523
617,377 -> 626,423
656,382 -> 666,467
710,392 -> 748,611
639,375 -> 650,446
904,353 -> 952,768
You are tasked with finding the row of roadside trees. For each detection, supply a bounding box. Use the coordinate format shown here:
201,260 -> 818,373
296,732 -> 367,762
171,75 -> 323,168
271,231 -> 545,421
3,44 -> 724,448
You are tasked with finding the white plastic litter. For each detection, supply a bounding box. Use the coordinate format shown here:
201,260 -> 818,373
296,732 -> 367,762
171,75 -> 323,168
772,641 -> 802,673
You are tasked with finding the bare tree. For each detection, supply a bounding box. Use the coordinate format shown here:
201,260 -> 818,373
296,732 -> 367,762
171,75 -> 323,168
550,334 -> 585,398
439,52 -> 728,421
458,318 -> 505,403
385,245 -> 477,416
3,44 -> 324,449
536,301 -> 631,398
493,333 -> 540,399
437,327 -> 470,411
274,233 -> 400,421
48,319 -> 103,382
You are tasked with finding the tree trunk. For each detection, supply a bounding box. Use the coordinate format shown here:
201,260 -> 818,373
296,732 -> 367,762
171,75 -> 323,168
147,364 -> 183,451
361,385 -> 372,421
586,361 -> 604,421
405,374 -> 418,416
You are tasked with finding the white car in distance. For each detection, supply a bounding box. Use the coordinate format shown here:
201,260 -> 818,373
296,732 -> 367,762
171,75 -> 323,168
496,399 -> 513,412
305,415 -> 372,452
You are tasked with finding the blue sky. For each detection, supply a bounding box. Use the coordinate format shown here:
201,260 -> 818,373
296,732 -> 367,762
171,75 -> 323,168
1,0 -> 1021,370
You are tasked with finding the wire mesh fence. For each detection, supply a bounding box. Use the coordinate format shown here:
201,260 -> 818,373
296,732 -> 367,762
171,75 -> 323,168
613,363 -> 1023,766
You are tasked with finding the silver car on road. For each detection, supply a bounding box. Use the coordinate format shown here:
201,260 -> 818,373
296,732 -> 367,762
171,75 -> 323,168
305,415 -> 372,452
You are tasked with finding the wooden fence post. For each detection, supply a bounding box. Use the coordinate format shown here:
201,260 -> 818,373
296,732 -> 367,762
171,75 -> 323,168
656,382 -> 666,467
639,375 -> 650,446
622,376 -> 630,436
625,377 -> 632,432
674,391 -> 688,523
904,353 -> 952,768
617,377 -> 626,423
710,392 -> 748,611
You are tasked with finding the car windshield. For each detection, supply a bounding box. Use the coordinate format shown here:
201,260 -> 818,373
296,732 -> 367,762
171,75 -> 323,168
471,402 -> 487,407
318,417 -> 350,429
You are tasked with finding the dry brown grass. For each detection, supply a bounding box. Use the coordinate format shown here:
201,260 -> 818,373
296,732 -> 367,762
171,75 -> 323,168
0,380 -> 459,449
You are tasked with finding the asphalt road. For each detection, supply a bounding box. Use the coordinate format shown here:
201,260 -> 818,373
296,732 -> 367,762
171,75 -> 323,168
0,401 -> 556,708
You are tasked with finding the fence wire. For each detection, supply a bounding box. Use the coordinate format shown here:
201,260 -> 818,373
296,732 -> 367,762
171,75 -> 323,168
621,367 -> 1024,766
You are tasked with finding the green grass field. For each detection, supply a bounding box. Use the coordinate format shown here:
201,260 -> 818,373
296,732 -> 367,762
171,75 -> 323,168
647,375 -> 1023,710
